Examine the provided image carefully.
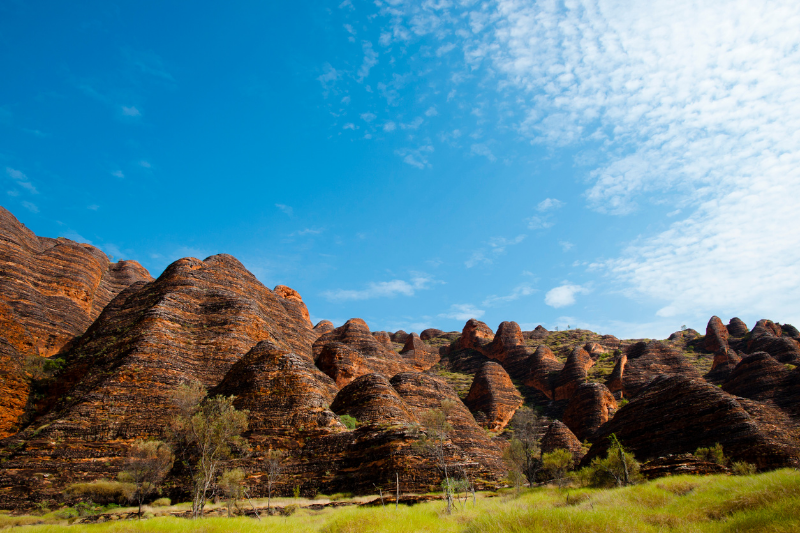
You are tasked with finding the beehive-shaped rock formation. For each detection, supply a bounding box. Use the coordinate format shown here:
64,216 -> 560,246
399,332 -> 440,371
330,373 -> 418,426
606,341 -> 700,398
463,362 -> 523,431
540,420 -> 583,461
722,352 -> 791,404
554,347 -> 593,401
563,383 -> 617,441
313,319 -> 335,337
704,316 -> 729,352
523,345 -> 564,399
704,347 -> 742,384
454,319 -> 495,352
727,317 -> 749,337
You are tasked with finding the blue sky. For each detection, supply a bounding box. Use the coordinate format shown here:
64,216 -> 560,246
2,0 -> 800,338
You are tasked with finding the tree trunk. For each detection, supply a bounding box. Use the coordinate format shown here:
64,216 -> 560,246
395,472 -> 399,510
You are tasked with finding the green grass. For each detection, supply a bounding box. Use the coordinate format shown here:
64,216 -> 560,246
3,470 -> 799,532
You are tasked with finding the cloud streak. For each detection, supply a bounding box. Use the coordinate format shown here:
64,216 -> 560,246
322,274 -> 437,301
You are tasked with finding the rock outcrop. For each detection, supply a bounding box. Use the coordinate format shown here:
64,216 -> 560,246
462,362 -> 523,431
399,332 -> 440,371
562,383 -> 617,441
727,317 -> 749,337
525,325 -> 549,340
313,319 -> 412,386
313,319 -> 335,337
640,454 -> 729,479
704,316 -> 729,352
0,208 -> 153,437
540,420 -> 583,461
330,373 -> 419,426
584,375 -> 800,470
722,352 -> 791,404
273,285 -> 312,327
606,341 -> 700,398
523,345 -> 563,400
554,347 -> 593,401
704,347 -> 742,384
751,319 -> 781,339
371,331 -> 393,348
454,319 -> 494,352
390,330 -> 409,344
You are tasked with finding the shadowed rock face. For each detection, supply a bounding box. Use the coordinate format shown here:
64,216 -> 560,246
454,319 -> 495,352
0,208 -> 153,437
399,332 -> 440,371
747,336 -> 800,365
463,362 -> 523,431
554,347 -> 594,401
525,325 -> 549,340
704,347 -> 742,384
216,341 -> 342,438
331,373 -> 418,426
668,329 -> 700,342
752,319 -> 782,339
782,324 -> 800,338
704,316 -> 729,352
0,254 -> 318,507
563,383 -> 617,441
313,319 -> 412,386
524,345 -> 564,400
420,328 -> 444,341
540,420 -> 583,460
722,352 -> 790,403
607,341 -> 700,399
389,372 -> 504,473
584,375 -> 800,470
390,330 -> 410,344
313,320 -> 335,337
727,317 -> 749,337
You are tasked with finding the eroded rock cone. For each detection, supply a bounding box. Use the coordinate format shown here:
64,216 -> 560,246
454,319 -> 495,352
399,332 -> 440,371
330,373 -> 419,426
704,347 -> 742,384
313,319 -> 335,337
554,347 -> 593,401
704,316 -> 729,352
727,317 -> 749,337
562,383 -> 617,441
371,331 -> 393,348
0,254 -> 318,507
390,330 -> 410,344
420,328 -> 444,341
524,345 -> 564,400
216,341 -> 342,438
747,336 -> 800,365
722,352 -> 791,403
583,375 -> 800,470
606,341 -> 700,399
751,319 -> 782,339
583,343 -> 605,360
274,285 -> 312,327
0,208 -> 153,437
668,329 -> 700,342
484,321 -> 525,363
782,324 -> 800,338
526,325 -> 549,340
540,420 -> 583,461
389,372 -> 503,473
313,319 -> 411,386
463,362 -> 523,431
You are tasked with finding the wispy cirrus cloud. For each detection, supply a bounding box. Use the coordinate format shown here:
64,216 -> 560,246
439,303 -> 485,321
483,283 -> 537,307
322,274 -> 437,301
6,167 -> 38,194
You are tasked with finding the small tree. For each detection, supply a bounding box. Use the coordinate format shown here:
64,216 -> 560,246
417,399 -> 457,513
218,468 -> 245,517
586,434 -> 640,487
510,408 -> 542,486
503,439 -> 527,494
542,448 -> 573,488
264,449 -> 286,510
172,383 -> 249,519
695,443 -> 726,465
118,440 -> 174,518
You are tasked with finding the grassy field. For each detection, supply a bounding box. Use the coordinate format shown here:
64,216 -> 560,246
2,469 -> 798,532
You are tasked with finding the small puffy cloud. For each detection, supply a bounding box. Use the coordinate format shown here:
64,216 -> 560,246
395,145 -> 433,169
559,241 -> 574,251
400,117 -> 424,130
425,106 -> 438,117
343,123 -> 357,130
439,303 -> 485,321
275,203 -> 293,216
470,143 -> 496,161
526,216 -> 554,230
383,121 -> 396,132
360,112 -> 377,122
544,283 -> 590,308
537,198 -> 564,212
436,43 -> 456,56
121,106 -> 141,117
488,234 -> 526,254
322,274 -> 436,301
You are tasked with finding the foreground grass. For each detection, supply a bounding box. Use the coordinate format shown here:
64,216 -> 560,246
3,469 -> 799,532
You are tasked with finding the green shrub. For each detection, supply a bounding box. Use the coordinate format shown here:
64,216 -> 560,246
281,504 -> 299,516
151,497 -> 171,507
732,461 -> 757,475
65,480 -> 135,504
542,448 -> 574,487
695,443 -> 726,465
339,414 -> 358,429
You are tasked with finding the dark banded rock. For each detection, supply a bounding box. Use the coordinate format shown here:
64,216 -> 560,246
463,362 -> 523,431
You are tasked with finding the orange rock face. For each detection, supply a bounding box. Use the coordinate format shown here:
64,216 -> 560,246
727,317 -> 749,337
606,341 -> 700,399
0,208 -> 153,437
463,362 -> 523,431
454,319 -> 495,352
704,316 -> 729,352
274,285 -> 312,327
562,383 -> 617,441
313,320 -> 335,337
399,332 -> 440,371
523,345 -> 563,400
331,373 -> 419,426
554,347 -> 594,401
540,420 -> 583,461
313,319 -> 412,387
704,347 -> 742,384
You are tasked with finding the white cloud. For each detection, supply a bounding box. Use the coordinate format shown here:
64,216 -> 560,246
383,121 -> 396,132
341,96 -> 351,105
275,204 -> 293,216
424,106 -> 438,117
139,160 -> 151,168
465,251 -> 491,268
111,170 -> 124,178
439,303 -> 485,321
343,123 -> 357,130
536,198 -> 564,212
526,216 -> 554,230
121,106 -> 141,117
87,204 -> 99,211
5,167 -> 37,194
358,41 -> 379,81
483,284 -> 537,306
395,145 -> 434,169
21,201 -> 38,213
545,283 -> 590,309
360,112 -> 377,122
488,234 -> 526,254
559,241 -> 574,252
322,274 -> 436,301
317,63 -> 340,96
290,227 -> 323,236
401,117 -> 424,130
470,143 -> 496,161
